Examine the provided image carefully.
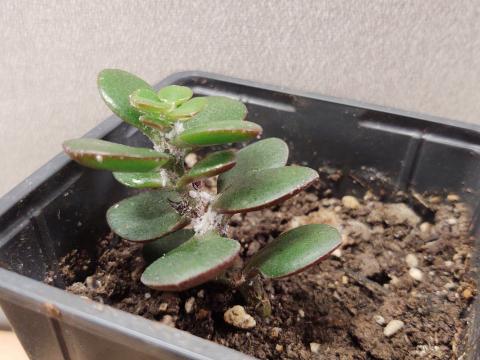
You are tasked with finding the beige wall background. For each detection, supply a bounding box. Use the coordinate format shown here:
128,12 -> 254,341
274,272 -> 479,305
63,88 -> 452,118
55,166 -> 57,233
0,0 -> 479,196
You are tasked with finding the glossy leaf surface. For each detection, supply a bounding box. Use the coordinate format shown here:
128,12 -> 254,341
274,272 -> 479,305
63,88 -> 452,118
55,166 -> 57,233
173,120 -> 262,148
139,115 -> 171,131
113,171 -> 171,188
63,138 -> 172,172
177,150 -> 236,187
141,231 -> 240,291
168,97 -> 207,120
213,166 -> 319,214
130,88 -> 172,114
97,69 -> 152,128
143,229 -> 195,262
217,138 -> 289,192
244,224 -> 341,278
185,96 -> 247,128
157,85 -> 193,106
106,190 -> 187,242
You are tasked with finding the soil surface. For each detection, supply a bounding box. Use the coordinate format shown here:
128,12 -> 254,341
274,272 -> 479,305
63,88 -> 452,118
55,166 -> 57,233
46,179 -> 477,359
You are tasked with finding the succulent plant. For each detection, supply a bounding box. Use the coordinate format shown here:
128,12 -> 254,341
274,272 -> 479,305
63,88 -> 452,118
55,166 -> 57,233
63,69 -> 341,315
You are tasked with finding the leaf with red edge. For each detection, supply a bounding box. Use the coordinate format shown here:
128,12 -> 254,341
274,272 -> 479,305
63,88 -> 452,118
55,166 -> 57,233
177,150 -> 236,187
244,224 -> 341,279
213,166 -> 319,214
106,190 -> 188,242
184,96 -> 247,129
143,229 -> 195,262
63,138 -> 173,172
141,231 -> 240,291
172,120 -> 262,148
97,69 -> 152,130
217,138 -> 288,192
168,97 -> 207,120
113,171 -> 171,188
130,88 -> 173,114
157,85 -> 193,106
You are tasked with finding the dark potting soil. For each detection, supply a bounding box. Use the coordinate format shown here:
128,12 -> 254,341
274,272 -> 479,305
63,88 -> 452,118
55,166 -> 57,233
46,180 -> 477,359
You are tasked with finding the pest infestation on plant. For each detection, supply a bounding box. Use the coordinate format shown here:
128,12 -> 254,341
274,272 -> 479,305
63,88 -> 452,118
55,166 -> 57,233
63,69 -> 341,316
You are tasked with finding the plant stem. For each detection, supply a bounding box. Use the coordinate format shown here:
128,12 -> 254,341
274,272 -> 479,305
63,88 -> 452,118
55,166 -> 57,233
239,274 -> 272,318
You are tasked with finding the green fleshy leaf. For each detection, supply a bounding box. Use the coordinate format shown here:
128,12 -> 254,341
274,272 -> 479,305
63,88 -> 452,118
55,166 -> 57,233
63,138 -> 173,172
217,138 -> 289,192
213,166 -> 319,214
141,231 -> 240,291
177,150 -> 236,187
157,85 -> 193,106
173,121 -> 262,148
168,97 -> 207,120
184,96 -> 247,128
113,171 -> 171,188
106,190 -> 188,242
244,224 -> 341,278
97,69 -> 153,130
130,88 -> 173,114
139,115 -> 172,132
143,229 -> 195,262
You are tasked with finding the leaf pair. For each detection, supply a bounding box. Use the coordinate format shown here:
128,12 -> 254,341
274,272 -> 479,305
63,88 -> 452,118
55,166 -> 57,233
98,69 -> 262,147
141,224 -> 341,291
212,138 -> 318,214
130,87 -> 207,121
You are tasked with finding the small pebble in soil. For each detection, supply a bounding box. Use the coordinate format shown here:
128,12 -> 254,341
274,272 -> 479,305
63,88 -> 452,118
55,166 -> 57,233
275,344 -> 284,353
409,267 -> 424,282
447,218 -> 457,225
184,153 -> 198,168
224,305 -> 256,329
383,203 -> 420,226
429,195 -> 442,204
161,315 -> 176,328
185,297 -> 195,314
390,274 -> 400,285
444,282 -> 456,290
310,342 -> 321,354
342,195 -> 360,209
298,309 -> 305,318
419,222 -> 432,233
405,253 -> 419,268
462,288 -> 474,300
444,260 -> 454,268
374,314 -> 386,325
384,320 -> 405,337
332,248 -> 342,258
197,289 -> 205,298
447,194 -> 460,202
159,303 -> 168,312
270,327 -> 282,338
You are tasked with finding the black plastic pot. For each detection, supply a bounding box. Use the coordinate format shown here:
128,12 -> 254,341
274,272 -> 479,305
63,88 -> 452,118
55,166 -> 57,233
0,72 -> 478,359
